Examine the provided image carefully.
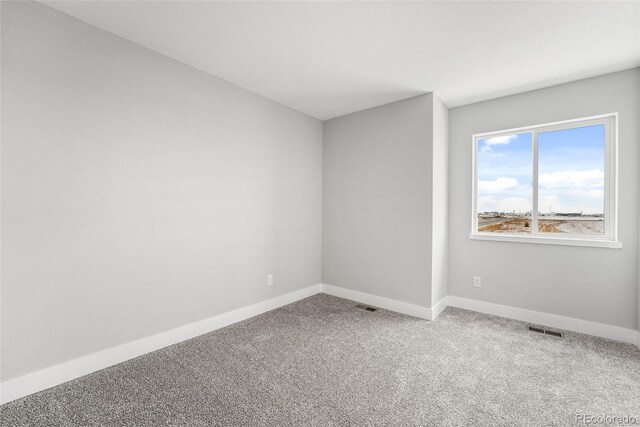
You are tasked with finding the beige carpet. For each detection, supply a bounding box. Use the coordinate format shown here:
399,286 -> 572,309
1,293 -> 639,426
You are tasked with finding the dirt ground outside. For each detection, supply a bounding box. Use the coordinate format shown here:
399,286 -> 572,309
478,218 -> 604,234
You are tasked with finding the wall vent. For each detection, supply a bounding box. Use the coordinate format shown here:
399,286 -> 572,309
355,304 -> 377,312
528,325 -> 562,338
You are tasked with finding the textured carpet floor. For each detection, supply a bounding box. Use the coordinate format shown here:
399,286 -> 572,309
1,293 -> 639,426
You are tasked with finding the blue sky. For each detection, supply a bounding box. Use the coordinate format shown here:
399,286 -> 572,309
477,124 -> 604,214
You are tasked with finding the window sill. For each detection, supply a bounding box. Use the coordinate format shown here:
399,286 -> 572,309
469,233 -> 622,249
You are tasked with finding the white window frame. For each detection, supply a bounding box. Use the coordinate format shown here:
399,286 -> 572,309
470,113 -> 620,249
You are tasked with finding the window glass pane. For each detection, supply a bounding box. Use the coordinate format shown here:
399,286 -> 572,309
537,124 -> 605,235
477,132 -> 532,234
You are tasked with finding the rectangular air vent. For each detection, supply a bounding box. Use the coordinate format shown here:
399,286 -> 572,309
355,304 -> 377,312
528,325 -> 562,338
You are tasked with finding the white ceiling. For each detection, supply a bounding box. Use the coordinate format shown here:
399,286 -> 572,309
42,1 -> 640,120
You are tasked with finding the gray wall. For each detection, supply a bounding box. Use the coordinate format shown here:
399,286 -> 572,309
322,95 -> 434,307
448,69 -> 640,329
431,95 -> 449,306
1,1 -> 322,380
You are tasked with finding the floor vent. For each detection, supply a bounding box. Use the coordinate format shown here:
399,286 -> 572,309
528,325 -> 562,338
355,304 -> 377,312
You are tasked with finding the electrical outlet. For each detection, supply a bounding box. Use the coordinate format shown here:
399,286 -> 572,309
267,274 -> 274,286
473,276 -> 481,288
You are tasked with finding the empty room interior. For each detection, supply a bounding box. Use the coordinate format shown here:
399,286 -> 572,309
1,1 -> 640,426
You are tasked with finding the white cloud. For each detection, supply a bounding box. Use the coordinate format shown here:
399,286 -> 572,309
538,194 -> 601,214
498,197 -> 531,213
538,169 -> 604,190
477,177 -> 519,194
538,170 -> 605,214
484,135 -> 516,146
478,195 -> 531,213
477,195 -> 496,213
587,189 -> 604,199
480,134 -> 517,153
477,170 -> 605,214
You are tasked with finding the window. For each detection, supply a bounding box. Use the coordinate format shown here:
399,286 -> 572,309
471,114 -> 619,248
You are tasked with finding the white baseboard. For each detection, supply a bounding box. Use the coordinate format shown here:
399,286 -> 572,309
0,284 -> 323,405
447,295 -> 638,346
320,284 -> 432,320
637,331 -> 640,350
430,296 -> 449,321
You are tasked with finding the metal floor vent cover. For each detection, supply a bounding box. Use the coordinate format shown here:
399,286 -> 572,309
355,304 -> 377,312
528,325 -> 562,338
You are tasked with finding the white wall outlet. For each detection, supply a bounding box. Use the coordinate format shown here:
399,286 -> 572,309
267,274 -> 274,286
473,276 -> 481,288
